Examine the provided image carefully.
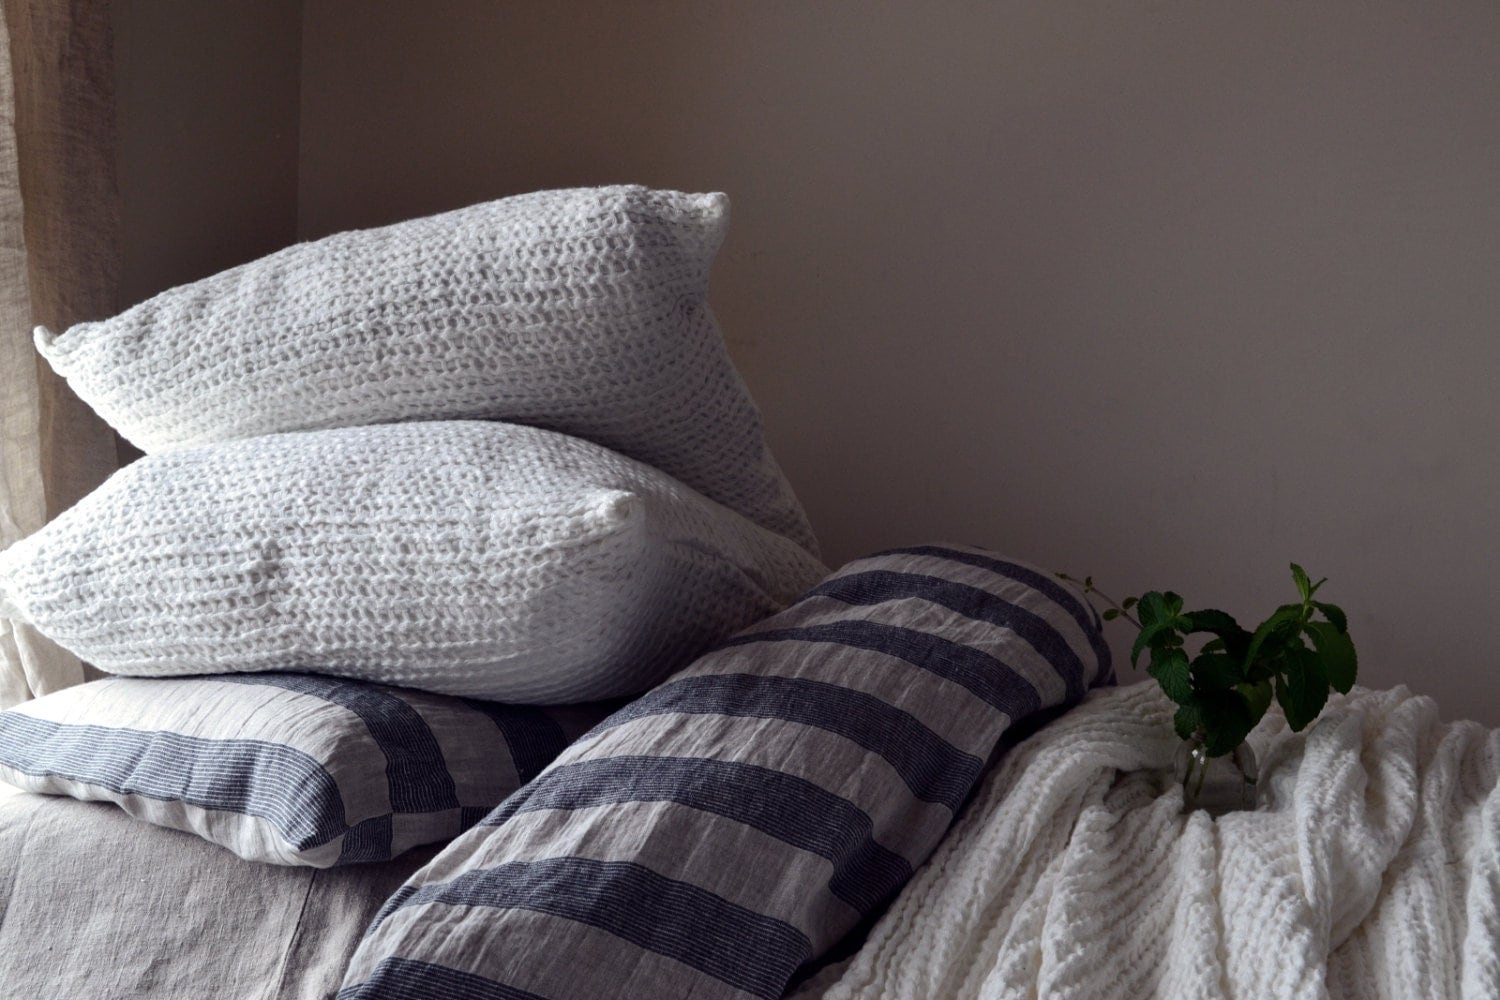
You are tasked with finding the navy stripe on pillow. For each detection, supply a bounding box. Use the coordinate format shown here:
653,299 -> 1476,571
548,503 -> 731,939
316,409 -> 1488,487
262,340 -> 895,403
591,673 -> 982,808
478,755 -> 912,913
802,570 -> 1090,700
339,959 -> 551,1000
880,545 -> 1115,684
0,712 -> 345,849
340,815 -> 397,865
460,701 -> 569,784
221,673 -> 461,812
372,859 -> 811,1000
717,620 -> 1044,717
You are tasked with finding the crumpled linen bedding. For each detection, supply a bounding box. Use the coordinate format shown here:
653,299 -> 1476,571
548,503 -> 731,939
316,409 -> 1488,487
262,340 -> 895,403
10,681 -> 1497,999
792,682 -> 1500,1000
0,791 -> 436,999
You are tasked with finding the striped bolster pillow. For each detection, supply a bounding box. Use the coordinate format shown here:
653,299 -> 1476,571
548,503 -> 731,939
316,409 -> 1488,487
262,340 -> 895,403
0,673 -> 609,866
339,544 -> 1114,999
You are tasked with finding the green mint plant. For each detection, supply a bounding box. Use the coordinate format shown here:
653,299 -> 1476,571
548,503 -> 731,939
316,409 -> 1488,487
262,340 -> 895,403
1058,565 -> 1357,757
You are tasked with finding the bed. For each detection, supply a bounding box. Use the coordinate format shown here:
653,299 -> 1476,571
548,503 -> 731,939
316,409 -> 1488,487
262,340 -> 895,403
6,674 -> 1496,998
0,792 -> 437,998
2,185 -> 1496,1000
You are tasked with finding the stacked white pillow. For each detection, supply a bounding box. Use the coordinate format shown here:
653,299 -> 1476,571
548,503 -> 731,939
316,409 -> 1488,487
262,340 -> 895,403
1,185 -> 825,705
34,185 -> 816,555
0,421 -> 823,702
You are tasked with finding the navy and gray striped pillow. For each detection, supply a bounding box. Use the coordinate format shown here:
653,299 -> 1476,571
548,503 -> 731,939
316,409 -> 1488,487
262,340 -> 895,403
339,545 -> 1113,999
0,673 -> 608,866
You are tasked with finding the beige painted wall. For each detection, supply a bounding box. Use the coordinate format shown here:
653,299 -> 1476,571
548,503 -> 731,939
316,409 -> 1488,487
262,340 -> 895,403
122,2 -> 1500,723
113,0 -> 301,307
298,1 -> 1500,722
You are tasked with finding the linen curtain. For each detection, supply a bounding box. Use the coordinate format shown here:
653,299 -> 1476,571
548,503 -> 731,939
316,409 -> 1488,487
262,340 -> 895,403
0,1 -> 120,708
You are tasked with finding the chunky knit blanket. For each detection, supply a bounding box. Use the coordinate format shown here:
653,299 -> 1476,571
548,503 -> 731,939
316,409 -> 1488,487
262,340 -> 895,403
792,682 -> 1500,999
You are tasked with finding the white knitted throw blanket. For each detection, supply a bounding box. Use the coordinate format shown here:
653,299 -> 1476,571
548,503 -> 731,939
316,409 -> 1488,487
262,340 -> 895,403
793,682 -> 1500,999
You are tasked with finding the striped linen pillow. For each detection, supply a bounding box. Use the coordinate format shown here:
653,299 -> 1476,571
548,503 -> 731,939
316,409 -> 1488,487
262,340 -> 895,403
338,544 -> 1114,999
0,674 -> 609,866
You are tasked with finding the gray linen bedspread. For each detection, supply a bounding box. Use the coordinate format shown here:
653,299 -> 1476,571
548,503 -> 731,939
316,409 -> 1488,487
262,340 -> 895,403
0,791 -> 434,998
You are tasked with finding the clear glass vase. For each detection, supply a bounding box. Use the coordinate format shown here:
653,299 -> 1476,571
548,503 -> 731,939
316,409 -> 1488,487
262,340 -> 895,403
1174,737 -> 1259,815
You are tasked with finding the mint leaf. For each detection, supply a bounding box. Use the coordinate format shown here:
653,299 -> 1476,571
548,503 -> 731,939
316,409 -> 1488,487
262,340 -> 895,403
1184,608 -> 1252,659
1131,616 -> 1186,668
1131,621 -> 1173,668
1276,646 -> 1329,731
1191,651 -> 1244,691
1173,703 -> 1202,741
1244,603 -> 1304,668
1235,678 -> 1273,718
1138,591 -> 1185,628
1148,647 -> 1193,705
1314,601 -> 1348,634
1183,608 -> 1239,635
1291,563 -> 1312,602
1136,591 -> 1170,628
1305,620 -> 1357,694
1198,691 -> 1256,756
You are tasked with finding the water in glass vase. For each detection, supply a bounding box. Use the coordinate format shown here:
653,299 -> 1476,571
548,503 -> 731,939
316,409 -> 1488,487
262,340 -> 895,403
1174,737 -> 1259,815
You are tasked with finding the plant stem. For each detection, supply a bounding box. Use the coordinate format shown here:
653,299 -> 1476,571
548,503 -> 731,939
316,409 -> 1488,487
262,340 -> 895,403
1057,572 -> 1142,629
1090,586 -> 1142,629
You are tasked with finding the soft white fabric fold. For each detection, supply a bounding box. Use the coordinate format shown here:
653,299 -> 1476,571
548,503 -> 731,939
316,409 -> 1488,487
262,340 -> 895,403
794,682 -> 1500,1000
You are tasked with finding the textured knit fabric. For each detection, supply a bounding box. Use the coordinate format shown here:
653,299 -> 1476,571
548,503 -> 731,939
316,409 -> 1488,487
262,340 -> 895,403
33,185 -> 817,554
0,421 -> 827,702
337,545 -> 1113,1000
790,682 -> 1500,1000
0,674 -> 608,866
0,792 -> 437,998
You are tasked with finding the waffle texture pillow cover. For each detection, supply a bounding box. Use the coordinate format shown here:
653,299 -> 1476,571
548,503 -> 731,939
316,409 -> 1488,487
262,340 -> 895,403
33,185 -> 817,554
0,421 -> 826,703
338,545 -> 1114,1000
0,674 -> 607,866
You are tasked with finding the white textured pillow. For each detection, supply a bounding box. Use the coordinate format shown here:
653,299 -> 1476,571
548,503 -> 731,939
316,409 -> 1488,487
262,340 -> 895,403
35,185 -> 816,554
0,421 -> 827,703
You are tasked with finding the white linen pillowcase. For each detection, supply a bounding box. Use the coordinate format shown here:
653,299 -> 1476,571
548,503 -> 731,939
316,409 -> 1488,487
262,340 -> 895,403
34,185 -> 817,554
0,421 -> 827,703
